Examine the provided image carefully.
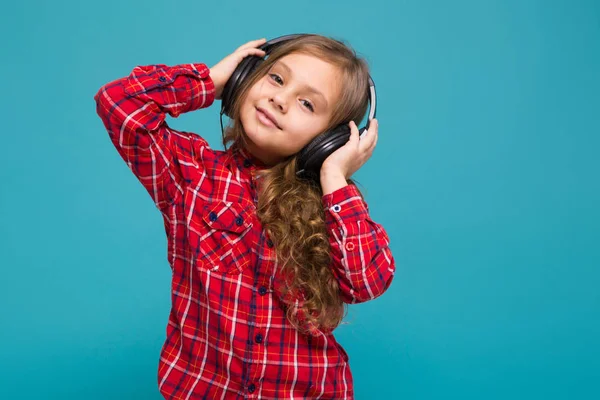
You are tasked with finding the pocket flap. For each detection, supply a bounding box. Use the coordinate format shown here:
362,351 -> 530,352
202,201 -> 252,233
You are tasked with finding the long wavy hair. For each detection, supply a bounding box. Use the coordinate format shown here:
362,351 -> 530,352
222,35 -> 371,335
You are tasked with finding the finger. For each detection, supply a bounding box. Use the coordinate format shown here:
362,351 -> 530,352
240,47 -> 266,57
371,128 -> 378,150
360,119 -> 378,151
231,48 -> 266,65
348,121 -> 360,148
366,132 -> 378,156
236,38 -> 267,51
236,39 -> 264,51
368,119 -> 378,148
363,125 -> 378,160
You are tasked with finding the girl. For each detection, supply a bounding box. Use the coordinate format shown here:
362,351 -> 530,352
95,34 -> 395,399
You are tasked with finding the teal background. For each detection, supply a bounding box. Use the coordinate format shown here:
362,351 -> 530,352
1,0 -> 598,398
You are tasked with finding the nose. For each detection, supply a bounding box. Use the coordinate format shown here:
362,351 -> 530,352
269,90 -> 288,113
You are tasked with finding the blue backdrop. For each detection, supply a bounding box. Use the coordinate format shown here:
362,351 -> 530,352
1,0 -> 598,398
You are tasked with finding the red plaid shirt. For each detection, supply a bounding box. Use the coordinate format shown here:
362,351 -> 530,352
94,62 -> 395,399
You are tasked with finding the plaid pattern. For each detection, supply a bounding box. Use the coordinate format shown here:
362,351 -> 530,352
94,63 -> 395,399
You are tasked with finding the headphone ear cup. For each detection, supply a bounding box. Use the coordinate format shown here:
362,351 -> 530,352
297,124 -> 351,179
221,55 -> 264,117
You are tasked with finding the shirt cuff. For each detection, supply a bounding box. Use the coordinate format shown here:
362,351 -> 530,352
322,184 -> 370,227
124,63 -> 212,97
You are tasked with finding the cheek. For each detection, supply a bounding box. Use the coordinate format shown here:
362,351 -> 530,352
238,90 -> 255,115
239,90 -> 259,118
293,115 -> 330,138
246,78 -> 268,99
287,122 -> 325,147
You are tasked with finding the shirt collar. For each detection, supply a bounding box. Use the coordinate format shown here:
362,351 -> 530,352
224,146 -> 268,179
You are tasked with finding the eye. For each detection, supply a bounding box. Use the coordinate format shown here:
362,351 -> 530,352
269,73 -> 283,85
301,99 -> 314,112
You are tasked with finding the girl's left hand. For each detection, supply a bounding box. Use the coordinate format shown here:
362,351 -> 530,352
321,119 -> 379,179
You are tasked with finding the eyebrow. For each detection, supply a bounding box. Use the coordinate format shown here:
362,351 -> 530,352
274,61 -> 329,108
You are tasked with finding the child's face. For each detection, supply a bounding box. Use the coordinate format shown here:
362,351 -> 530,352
239,52 -> 341,166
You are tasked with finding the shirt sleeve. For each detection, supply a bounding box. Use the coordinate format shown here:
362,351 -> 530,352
322,184 -> 396,304
94,63 -> 215,211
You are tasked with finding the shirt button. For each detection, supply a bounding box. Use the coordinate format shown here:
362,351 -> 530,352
235,216 -> 244,226
243,159 -> 252,168
255,333 -> 263,343
258,286 -> 267,296
345,242 -> 356,251
332,204 -> 342,213
158,76 -> 167,82
267,239 -> 274,248
248,383 -> 256,393
209,212 -> 217,222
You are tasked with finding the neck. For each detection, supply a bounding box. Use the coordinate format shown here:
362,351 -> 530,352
242,141 -> 283,168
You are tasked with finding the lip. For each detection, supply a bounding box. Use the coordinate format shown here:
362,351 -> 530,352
256,107 -> 281,129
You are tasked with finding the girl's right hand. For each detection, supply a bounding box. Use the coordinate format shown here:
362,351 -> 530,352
210,38 -> 267,100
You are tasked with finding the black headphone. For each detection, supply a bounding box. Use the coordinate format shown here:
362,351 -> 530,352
220,34 -> 377,183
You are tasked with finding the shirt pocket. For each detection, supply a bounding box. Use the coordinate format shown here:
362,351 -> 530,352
186,198 -> 254,275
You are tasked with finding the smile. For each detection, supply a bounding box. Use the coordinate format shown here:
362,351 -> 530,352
256,108 -> 281,129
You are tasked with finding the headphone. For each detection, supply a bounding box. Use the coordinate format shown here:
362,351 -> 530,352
220,34 -> 377,183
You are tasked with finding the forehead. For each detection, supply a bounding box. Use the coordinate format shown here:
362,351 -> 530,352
272,52 -> 341,106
